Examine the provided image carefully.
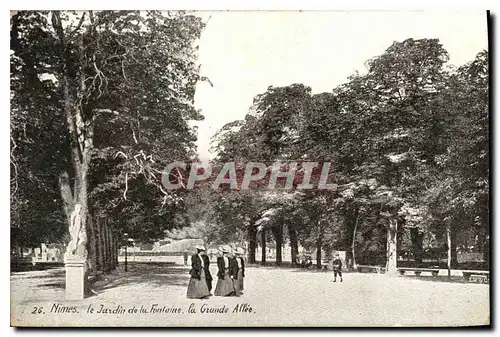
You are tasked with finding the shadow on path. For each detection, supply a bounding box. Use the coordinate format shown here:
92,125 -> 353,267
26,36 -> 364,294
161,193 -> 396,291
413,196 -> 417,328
14,263 -> 192,294
398,274 -> 489,285
38,281 -> 65,289
12,268 -> 65,279
11,269 -> 67,292
93,263 -> 191,294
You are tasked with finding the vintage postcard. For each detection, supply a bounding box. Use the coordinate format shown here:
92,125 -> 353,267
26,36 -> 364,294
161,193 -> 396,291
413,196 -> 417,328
10,10 -> 490,327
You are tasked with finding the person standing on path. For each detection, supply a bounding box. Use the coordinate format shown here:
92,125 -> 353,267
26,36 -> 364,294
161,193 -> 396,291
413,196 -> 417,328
186,245 -> 210,299
332,253 -> 343,282
183,250 -> 188,266
228,249 -> 239,297
201,248 -> 213,295
233,247 -> 245,296
214,245 -> 236,296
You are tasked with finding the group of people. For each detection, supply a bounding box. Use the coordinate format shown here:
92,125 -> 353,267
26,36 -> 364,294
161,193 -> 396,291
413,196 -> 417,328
186,245 -> 245,299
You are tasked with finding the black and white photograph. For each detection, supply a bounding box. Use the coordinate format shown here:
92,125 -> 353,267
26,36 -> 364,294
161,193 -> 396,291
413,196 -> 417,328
9,9 -> 490,327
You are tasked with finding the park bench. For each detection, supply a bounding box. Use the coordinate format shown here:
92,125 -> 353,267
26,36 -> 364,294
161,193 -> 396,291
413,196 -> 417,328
398,268 -> 439,277
462,270 -> 489,283
357,265 -> 385,274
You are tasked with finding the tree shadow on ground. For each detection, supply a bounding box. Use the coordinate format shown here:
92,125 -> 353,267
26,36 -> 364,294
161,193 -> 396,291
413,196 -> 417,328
247,262 -> 296,269
15,269 -> 65,280
399,275 -> 489,285
38,281 -> 65,289
94,263 -> 191,294
11,262 -> 64,273
33,271 -> 66,290
290,269 -> 321,273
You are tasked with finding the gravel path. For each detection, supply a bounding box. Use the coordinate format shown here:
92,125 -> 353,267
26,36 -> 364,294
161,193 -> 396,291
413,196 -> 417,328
11,262 -> 489,327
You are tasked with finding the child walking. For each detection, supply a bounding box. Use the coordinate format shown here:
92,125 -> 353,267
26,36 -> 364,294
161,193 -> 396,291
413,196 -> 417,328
332,253 -> 343,282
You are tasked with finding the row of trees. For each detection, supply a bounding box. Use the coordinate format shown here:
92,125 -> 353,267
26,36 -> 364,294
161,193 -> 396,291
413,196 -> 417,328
11,13 -> 488,278
203,39 -> 489,274
10,11 -> 207,273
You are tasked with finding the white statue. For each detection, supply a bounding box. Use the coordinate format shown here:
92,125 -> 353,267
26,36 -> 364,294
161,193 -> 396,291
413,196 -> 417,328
66,204 -> 87,258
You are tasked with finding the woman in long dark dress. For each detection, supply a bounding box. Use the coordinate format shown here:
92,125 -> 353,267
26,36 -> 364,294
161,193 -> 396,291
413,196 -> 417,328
201,249 -> 213,294
186,245 -> 210,299
233,247 -> 245,295
214,246 -> 235,296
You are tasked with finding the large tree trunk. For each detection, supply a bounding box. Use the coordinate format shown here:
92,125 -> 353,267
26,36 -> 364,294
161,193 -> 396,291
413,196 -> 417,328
385,219 -> 398,275
100,222 -> 105,271
109,231 -> 114,270
115,235 -> 119,268
109,230 -> 116,270
450,229 -> 458,268
108,227 -> 113,269
480,206 -> 489,268
106,223 -> 112,271
106,228 -> 112,270
343,207 -> 358,269
316,223 -> 324,268
271,223 -> 283,266
288,226 -> 299,266
483,227 -> 490,269
410,228 -> 424,265
248,225 -> 257,264
351,210 -> 361,269
115,235 -> 119,269
96,218 -> 104,272
275,235 -> 282,266
53,12 -> 94,268
111,233 -> 118,270
93,220 -> 100,272
59,161 -> 91,262
447,223 -> 452,278
103,222 -> 109,271
87,214 -> 97,275
316,236 -> 322,268
99,221 -> 106,271
260,229 -> 266,266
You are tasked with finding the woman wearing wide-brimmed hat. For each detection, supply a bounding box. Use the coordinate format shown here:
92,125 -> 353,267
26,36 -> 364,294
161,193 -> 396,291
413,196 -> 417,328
186,245 -> 210,299
214,245 -> 236,296
233,247 -> 245,295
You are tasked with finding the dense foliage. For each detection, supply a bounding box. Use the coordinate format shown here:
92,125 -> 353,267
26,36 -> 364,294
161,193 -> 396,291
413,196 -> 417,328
206,39 -> 489,272
11,11 -> 206,271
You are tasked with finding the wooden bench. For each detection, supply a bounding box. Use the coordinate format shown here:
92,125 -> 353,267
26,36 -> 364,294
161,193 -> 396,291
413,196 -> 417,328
357,265 -> 385,274
463,270 -> 489,283
398,268 -> 439,277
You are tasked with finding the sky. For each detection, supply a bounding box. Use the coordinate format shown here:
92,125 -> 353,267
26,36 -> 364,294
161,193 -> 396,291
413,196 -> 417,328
191,11 -> 488,160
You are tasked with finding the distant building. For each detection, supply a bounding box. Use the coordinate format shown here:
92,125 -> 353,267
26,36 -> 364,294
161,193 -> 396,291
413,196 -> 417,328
152,238 -> 204,252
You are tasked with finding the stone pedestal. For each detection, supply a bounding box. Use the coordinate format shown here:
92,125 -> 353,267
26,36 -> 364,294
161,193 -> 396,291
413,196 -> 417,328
64,255 -> 87,300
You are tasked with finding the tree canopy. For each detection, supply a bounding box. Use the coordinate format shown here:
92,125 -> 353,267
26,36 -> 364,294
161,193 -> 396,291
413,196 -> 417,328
11,11 -> 206,259
204,38 -> 489,272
